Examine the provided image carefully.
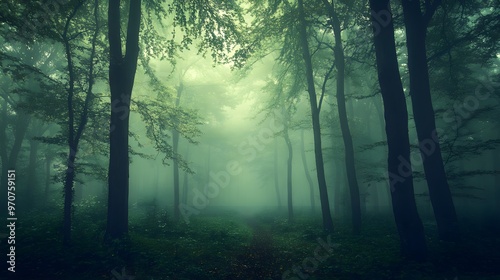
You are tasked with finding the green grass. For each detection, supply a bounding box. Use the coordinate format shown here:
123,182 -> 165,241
1,203 -> 499,280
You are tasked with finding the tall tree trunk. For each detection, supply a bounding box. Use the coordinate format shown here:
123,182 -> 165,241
300,130 -> 315,213
0,112 -> 30,208
297,0 -> 334,232
61,1 -> 80,248
274,139 -> 282,209
63,148 -> 76,246
401,0 -> 459,242
8,113 -> 30,169
369,0 -> 427,261
373,95 -> 392,211
323,0 -> 361,234
26,137 -> 39,206
26,120 -> 46,207
333,160 -> 341,216
44,153 -> 53,205
62,0 -> 98,246
181,146 -> 190,205
283,119 -> 293,221
172,83 -> 183,220
172,131 -> 179,220
105,0 -> 141,241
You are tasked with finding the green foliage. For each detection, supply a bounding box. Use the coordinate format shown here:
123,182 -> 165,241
6,210 -> 499,279
133,93 -> 202,172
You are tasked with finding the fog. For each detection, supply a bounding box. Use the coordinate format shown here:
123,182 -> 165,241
1,0 -> 499,279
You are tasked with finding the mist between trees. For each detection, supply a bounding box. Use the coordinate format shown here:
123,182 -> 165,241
0,0 -> 499,279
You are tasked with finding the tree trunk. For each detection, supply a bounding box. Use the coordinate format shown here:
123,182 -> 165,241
26,137 -> 39,206
333,160 -> 341,216
105,0 -> 141,241
283,120 -> 293,221
401,0 -> 459,242
369,0 -> 427,261
172,82 -> 183,220
44,153 -> 53,205
62,0 -> 98,246
323,0 -> 361,234
297,0 -> 334,232
181,146 -> 190,205
8,113 -> 30,170
172,129 -> 180,220
373,95 -> 392,211
274,139 -> 282,209
26,120 -> 48,207
300,130 -> 315,213
63,148 -> 76,246
0,112 -> 30,208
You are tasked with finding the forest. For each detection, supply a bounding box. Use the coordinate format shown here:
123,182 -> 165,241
0,0 -> 499,279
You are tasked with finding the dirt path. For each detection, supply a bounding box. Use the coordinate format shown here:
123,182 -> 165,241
228,217 -> 281,279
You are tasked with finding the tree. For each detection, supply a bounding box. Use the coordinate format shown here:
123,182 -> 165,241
300,129 -> 315,213
105,0 -> 246,239
105,0 -> 142,241
369,0 -> 427,261
281,99 -> 294,221
400,0 -> 459,242
321,0 -> 362,234
297,0 -> 334,232
25,119 -> 49,207
61,0 -> 101,246
274,139 -> 283,209
0,100 -> 29,204
172,82 -> 182,220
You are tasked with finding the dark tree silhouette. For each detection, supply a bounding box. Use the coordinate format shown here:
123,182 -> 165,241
401,0 -> 459,242
322,0 -> 362,234
369,0 -> 427,261
297,0 -> 334,232
105,0 -> 141,241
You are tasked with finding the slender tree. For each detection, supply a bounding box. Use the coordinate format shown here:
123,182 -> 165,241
300,129 -> 315,213
172,81 -> 183,220
297,0 -> 334,232
62,0 -> 100,246
274,139 -> 282,209
281,102 -> 294,221
322,0 -> 362,234
181,147 -> 190,205
400,0 -> 459,242
369,0 -> 427,261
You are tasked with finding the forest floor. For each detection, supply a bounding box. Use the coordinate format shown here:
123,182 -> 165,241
1,202 -> 500,280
